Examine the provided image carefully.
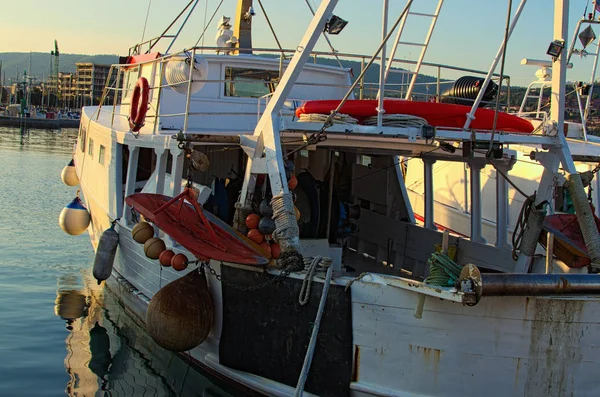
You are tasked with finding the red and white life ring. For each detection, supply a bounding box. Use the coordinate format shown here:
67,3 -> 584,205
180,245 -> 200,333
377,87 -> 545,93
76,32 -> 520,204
129,77 -> 150,132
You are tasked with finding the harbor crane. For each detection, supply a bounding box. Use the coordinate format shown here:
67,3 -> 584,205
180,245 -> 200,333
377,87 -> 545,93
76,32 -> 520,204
51,40 -> 59,106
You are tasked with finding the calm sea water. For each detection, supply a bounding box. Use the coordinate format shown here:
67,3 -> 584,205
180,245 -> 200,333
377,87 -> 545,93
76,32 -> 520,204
0,127 -> 232,397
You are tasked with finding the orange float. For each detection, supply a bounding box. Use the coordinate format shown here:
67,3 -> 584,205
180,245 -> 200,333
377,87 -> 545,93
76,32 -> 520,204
288,174 -> 298,190
247,229 -> 264,244
271,243 -> 281,259
159,250 -> 175,267
259,241 -> 272,258
245,213 -> 261,230
171,253 -> 189,271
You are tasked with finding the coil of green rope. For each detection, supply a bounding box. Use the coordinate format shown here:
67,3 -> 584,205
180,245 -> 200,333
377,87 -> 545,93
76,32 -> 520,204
425,252 -> 462,287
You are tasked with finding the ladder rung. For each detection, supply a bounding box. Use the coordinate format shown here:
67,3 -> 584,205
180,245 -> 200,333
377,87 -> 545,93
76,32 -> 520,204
397,41 -> 427,47
407,12 -> 438,18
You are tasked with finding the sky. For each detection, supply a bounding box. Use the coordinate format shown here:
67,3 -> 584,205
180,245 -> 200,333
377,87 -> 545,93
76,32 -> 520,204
1,0 -> 599,86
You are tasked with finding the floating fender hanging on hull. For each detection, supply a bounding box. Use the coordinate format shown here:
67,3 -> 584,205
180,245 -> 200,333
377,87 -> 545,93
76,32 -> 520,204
145,268 -> 213,352
59,197 -> 90,236
60,159 -> 79,186
93,224 -> 119,284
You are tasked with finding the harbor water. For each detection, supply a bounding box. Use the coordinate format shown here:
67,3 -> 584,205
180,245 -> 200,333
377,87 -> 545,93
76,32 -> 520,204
0,127 -> 233,396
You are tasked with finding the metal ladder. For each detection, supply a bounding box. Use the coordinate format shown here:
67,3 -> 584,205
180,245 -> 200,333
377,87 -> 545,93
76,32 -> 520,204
381,0 -> 445,100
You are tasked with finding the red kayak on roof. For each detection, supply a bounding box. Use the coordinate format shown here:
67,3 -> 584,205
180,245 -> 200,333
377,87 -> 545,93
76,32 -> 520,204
295,99 -> 535,133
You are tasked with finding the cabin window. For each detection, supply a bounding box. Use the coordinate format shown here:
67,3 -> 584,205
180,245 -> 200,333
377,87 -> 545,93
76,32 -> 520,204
99,145 -> 105,165
224,67 -> 279,98
88,138 -> 94,157
79,125 -> 86,152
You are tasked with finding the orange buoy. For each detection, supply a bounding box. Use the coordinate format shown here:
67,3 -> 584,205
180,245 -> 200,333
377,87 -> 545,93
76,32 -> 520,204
144,237 -> 166,260
271,243 -> 281,259
159,250 -> 175,267
171,253 -> 189,271
259,241 -> 272,258
132,221 -> 154,243
247,228 -> 264,244
245,213 -> 261,230
288,174 -> 298,190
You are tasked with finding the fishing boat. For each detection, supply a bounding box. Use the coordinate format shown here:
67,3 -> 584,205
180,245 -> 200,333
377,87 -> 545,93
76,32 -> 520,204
61,0 -> 600,396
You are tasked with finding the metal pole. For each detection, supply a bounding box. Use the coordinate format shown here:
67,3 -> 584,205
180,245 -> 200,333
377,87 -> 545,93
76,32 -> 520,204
423,158 -> 436,230
463,0 -> 528,130
481,273 -> 600,296
376,0 -> 389,128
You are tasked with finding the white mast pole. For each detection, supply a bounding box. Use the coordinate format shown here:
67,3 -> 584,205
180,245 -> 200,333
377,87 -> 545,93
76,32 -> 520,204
376,0 -> 389,127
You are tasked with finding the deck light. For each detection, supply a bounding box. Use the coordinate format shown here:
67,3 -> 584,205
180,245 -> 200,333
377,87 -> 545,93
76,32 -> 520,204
325,15 -> 347,35
546,40 -> 565,59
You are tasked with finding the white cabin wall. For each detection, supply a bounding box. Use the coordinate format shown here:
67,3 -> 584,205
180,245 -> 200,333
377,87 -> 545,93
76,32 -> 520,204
156,56 -> 351,133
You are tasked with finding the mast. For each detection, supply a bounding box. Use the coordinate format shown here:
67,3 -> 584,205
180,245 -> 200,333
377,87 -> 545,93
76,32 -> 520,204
233,0 -> 254,54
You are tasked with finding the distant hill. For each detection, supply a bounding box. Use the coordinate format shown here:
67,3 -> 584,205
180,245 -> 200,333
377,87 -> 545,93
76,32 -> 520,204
0,52 -> 118,84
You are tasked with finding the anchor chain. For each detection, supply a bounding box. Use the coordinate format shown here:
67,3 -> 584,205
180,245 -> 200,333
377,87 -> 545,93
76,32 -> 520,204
199,261 -> 294,291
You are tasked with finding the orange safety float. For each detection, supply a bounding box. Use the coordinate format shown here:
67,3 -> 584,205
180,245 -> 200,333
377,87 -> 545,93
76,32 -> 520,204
129,77 -> 150,132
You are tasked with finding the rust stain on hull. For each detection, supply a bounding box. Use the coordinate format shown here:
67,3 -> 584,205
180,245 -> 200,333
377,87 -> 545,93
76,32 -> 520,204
352,345 -> 360,382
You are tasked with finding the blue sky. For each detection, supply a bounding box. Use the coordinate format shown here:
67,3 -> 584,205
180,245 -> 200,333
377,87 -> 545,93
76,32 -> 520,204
1,0 -> 598,86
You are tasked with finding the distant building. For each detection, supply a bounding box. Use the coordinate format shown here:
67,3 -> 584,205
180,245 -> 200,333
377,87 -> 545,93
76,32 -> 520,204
75,63 -> 113,106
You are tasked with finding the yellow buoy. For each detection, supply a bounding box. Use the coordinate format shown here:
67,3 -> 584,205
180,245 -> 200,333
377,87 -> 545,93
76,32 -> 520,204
60,159 -> 79,186
294,205 -> 301,221
132,221 -> 154,243
58,197 -> 91,236
144,237 -> 166,259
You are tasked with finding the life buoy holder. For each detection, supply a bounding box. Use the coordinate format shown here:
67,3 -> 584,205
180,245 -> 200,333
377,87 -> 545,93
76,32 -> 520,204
129,77 -> 150,132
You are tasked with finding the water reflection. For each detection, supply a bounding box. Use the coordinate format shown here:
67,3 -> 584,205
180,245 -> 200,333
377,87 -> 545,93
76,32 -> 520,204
55,271 -> 232,397
0,126 -> 78,155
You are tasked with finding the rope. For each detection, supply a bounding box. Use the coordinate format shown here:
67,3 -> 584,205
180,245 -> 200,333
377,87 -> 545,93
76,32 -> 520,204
299,256 -> 331,306
233,202 -> 252,235
297,113 -> 358,125
511,194 -> 546,260
424,252 -> 462,287
271,193 -> 301,251
294,264 -> 333,397
363,114 -> 428,128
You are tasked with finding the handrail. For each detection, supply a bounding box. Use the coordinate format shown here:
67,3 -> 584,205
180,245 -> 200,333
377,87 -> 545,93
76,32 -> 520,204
95,46 -> 512,133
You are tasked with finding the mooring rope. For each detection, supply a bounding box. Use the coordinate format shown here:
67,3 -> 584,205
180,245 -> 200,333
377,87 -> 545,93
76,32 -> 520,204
424,252 -> 462,287
512,195 -> 546,261
294,264 -> 333,397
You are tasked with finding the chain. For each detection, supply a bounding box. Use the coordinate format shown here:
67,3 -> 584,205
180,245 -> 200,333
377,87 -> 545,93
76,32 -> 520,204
201,261 -> 295,291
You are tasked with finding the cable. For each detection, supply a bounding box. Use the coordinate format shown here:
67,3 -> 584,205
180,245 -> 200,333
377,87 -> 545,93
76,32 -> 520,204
140,0 -> 153,43
487,0 -> 512,157
201,0 -> 209,52
194,0 -> 225,47
257,0 -> 285,54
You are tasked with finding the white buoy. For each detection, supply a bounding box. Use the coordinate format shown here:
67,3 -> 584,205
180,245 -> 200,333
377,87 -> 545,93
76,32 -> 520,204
93,224 -> 119,284
60,159 -> 79,186
59,197 -> 91,236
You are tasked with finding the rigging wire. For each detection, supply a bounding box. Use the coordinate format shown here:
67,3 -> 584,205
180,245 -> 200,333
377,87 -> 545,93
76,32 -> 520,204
194,0 -> 225,47
201,0 -> 209,52
303,0 -> 344,68
286,0 -> 415,157
487,0 -> 512,157
257,0 -> 285,54
141,0 -> 153,43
